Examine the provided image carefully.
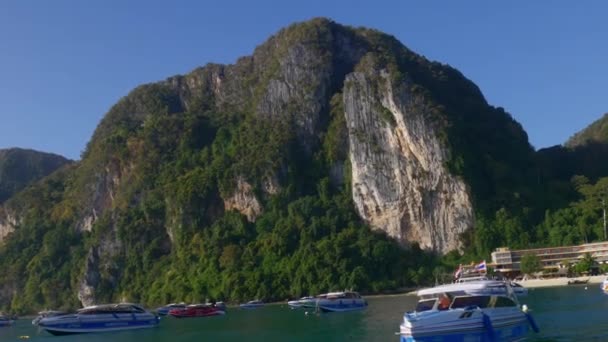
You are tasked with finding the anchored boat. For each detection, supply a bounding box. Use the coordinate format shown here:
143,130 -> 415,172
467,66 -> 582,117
287,296 -> 315,309
38,303 -> 159,335
456,271 -> 528,297
169,303 -> 225,318
301,291 -> 367,313
601,276 -> 608,292
239,300 -> 265,309
399,282 -> 539,341
456,276 -> 529,297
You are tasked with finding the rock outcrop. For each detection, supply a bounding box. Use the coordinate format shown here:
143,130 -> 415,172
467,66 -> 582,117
0,208 -> 17,241
224,177 -> 263,222
344,70 -> 473,253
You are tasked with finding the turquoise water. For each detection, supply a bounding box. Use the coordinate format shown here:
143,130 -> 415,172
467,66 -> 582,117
0,286 -> 606,341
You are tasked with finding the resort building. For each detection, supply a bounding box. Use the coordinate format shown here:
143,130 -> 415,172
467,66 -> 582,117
491,241 -> 608,273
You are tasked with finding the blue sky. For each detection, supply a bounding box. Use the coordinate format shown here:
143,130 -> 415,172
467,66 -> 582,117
1,1 -> 606,160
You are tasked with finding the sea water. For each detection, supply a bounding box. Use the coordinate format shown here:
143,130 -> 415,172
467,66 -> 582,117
0,286 -> 605,341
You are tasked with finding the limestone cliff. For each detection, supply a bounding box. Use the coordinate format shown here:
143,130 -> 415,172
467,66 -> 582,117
0,208 -> 17,241
344,70 -> 473,253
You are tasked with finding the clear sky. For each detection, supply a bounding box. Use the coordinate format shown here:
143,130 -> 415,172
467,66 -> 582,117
1,1 -> 606,160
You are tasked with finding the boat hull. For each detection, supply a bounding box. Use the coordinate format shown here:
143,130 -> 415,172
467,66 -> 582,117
400,322 -> 529,342
302,298 -> 368,312
400,308 -> 530,342
170,311 -> 225,318
169,306 -> 225,318
44,322 -> 158,336
39,313 -> 159,335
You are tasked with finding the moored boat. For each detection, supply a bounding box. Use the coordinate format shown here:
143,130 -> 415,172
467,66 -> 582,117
601,277 -> 608,292
155,302 -> 186,316
240,300 -> 265,309
38,303 -> 159,335
567,278 -> 589,285
398,282 -> 539,341
169,303 -> 225,318
456,273 -> 528,297
302,291 -> 367,313
210,301 -> 227,310
287,296 -> 315,309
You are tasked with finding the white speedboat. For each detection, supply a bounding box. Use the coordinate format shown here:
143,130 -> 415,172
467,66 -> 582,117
399,282 -> 539,341
239,300 -> 265,309
32,310 -> 67,325
457,275 -> 528,296
601,277 -> 608,292
302,291 -> 367,313
287,296 -> 315,309
38,303 -> 159,335
155,302 -> 187,316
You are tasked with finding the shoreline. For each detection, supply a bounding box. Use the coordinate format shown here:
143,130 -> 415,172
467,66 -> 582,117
518,275 -> 605,288
400,275 -> 607,296
16,278 -> 604,317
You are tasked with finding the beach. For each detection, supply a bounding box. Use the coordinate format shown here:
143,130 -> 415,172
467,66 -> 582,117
518,275 -> 605,288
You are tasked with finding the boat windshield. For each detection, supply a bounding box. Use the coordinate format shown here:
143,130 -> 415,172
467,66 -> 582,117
415,299 -> 437,312
450,296 -> 491,309
494,296 -> 517,307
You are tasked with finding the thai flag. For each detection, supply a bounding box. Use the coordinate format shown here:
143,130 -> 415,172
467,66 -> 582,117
454,264 -> 462,278
475,260 -> 487,272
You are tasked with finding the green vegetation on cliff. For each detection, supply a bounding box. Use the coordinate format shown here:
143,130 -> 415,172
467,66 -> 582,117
566,113 -> 608,148
0,148 -> 70,203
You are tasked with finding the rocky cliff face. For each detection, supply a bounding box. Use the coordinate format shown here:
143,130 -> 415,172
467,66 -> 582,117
0,148 -> 70,241
0,208 -> 17,241
223,176 -> 262,222
344,70 -> 473,253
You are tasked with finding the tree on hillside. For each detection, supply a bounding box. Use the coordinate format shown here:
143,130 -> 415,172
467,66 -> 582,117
574,252 -> 596,275
520,254 -> 542,276
574,176 -> 608,240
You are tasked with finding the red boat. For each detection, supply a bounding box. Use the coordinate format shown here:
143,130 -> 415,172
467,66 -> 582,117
168,304 -> 225,318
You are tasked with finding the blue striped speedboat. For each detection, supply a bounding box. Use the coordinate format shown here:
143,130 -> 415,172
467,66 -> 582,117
399,282 -> 539,341
301,291 -> 368,313
239,300 -> 265,309
38,303 -> 159,335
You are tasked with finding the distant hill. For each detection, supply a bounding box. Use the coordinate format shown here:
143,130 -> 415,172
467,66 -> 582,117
566,113 -> 608,147
0,148 -> 70,203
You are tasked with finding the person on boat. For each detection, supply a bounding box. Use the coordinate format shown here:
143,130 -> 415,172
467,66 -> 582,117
438,293 -> 451,310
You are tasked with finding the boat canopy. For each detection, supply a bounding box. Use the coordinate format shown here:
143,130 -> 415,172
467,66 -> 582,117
77,303 -> 146,314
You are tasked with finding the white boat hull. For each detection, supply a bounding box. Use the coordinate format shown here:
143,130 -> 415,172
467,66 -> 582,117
400,307 -> 532,342
302,298 -> 367,312
39,313 -> 159,335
